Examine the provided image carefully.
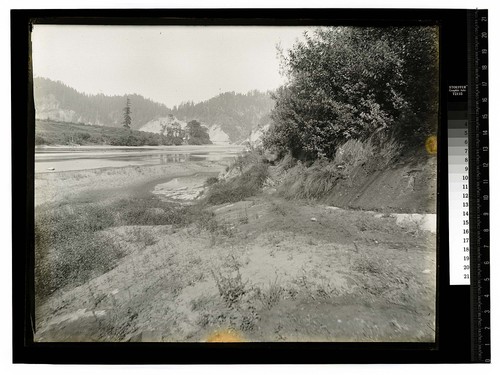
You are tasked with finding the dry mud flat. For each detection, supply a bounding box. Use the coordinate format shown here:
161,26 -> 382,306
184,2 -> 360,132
35,173 -> 436,342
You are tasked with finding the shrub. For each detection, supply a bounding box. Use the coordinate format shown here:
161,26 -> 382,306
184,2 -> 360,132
278,160 -> 340,200
333,139 -> 374,169
211,269 -> 248,308
263,26 -> 439,160
205,176 -> 219,186
205,162 -> 269,205
35,203 -> 122,300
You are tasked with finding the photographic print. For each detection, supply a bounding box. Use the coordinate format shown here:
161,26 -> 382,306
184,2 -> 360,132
32,24 -> 438,343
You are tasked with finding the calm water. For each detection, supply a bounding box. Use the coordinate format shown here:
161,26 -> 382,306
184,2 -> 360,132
35,145 -> 245,173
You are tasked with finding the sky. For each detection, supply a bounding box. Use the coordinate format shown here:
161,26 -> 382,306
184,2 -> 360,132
31,25 -> 313,107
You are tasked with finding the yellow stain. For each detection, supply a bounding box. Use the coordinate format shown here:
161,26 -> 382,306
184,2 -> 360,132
425,135 -> 437,155
205,329 -> 245,342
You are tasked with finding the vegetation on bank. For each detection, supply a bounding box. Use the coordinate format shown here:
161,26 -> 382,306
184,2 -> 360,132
35,197 -> 230,301
35,119 -> 212,146
204,150 -> 269,205
35,77 -> 274,142
205,26 -> 439,204
265,26 -> 438,161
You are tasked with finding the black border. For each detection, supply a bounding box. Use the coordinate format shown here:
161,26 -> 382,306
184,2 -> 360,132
11,8 -> 474,364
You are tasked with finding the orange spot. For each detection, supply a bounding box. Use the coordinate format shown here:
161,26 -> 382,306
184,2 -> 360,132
425,135 -> 437,155
205,329 -> 245,342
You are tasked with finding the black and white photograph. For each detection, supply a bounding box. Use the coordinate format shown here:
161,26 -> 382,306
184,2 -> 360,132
32,23 -> 438,343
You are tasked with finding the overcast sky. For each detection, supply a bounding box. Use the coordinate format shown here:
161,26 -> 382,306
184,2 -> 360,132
31,25 -> 313,107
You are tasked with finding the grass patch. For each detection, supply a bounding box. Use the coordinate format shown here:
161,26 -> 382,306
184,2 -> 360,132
275,136 -> 402,200
258,276 -> 284,310
211,269 -> 248,308
205,162 -> 269,205
278,160 -> 340,200
35,119 -> 211,146
35,196 -> 233,301
35,203 -> 123,300
204,176 -> 219,186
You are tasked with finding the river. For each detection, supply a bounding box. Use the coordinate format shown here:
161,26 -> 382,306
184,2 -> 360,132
35,144 -> 245,173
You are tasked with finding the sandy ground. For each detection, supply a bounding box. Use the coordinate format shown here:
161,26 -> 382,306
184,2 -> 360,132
35,161 -> 226,206
34,163 -> 436,342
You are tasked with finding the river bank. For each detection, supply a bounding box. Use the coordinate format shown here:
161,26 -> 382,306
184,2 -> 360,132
34,158 -> 436,342
35,160 -> 227,206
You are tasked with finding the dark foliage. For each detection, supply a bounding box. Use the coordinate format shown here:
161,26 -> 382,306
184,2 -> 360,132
264,27 -> 439,161
186,120 -> 212,145
122,97 -> 132,129
205,162 -> 269,205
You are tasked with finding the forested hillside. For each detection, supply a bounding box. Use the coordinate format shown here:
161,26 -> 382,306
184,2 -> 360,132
34,78 -> 274,143
171,91 -> 274,142
34,77 -> 172,130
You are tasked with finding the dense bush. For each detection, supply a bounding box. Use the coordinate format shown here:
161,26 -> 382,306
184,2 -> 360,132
264,26 -> 439,161
186,120 -> 212,145
205,162 -> 269,205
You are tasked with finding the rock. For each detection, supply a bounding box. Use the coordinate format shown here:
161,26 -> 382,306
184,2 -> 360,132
310,217 -> 317,222
422,269 -> 431,274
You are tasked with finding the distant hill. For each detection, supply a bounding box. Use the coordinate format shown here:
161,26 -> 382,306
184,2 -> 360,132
34,77 -> 171,130
34,77 -> 274,143
171,91 -> 274,143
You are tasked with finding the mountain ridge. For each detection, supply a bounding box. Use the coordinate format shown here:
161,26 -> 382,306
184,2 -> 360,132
34,77 -> 274,144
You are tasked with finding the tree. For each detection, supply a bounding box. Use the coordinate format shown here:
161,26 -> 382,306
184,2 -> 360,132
186,120 -> 212,145
122,97 -> 132,129
264,26 -> 439,161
